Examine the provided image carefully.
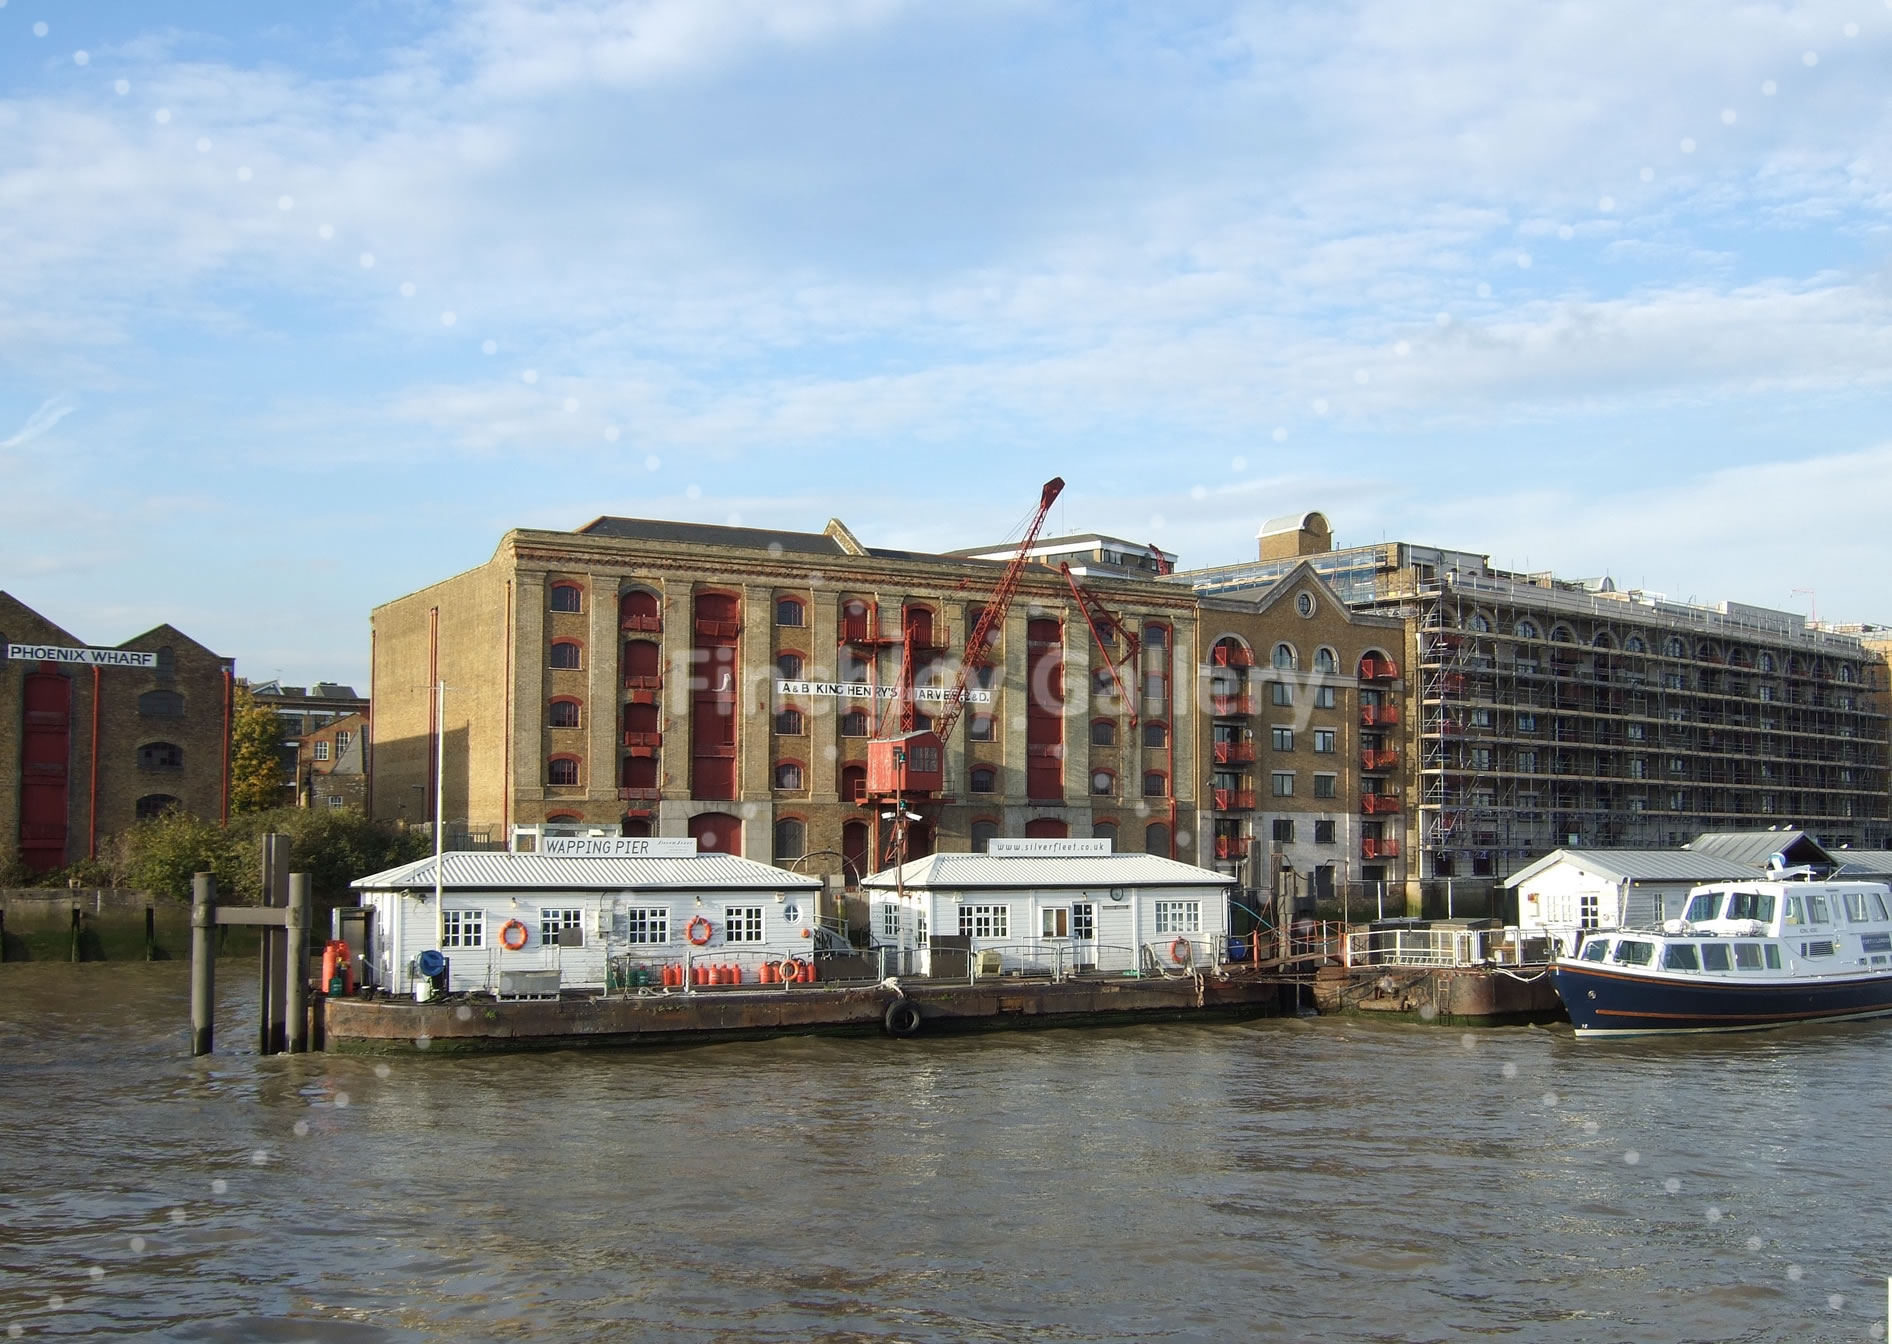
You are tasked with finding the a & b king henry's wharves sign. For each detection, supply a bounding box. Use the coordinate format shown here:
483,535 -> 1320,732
7,643 -> 158,669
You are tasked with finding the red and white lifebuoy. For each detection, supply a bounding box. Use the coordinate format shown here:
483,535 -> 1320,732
686,915 -> 714,946
500,919 -> 529,951
1169,937 -> 1193,965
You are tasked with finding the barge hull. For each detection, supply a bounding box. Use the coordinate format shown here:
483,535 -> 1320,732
1552,964 -> 1892,1037
323,975 -> 1294,1053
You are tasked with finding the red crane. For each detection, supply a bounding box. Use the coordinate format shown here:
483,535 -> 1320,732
1060,561 -> 1142,727
866,476 -> 1065,802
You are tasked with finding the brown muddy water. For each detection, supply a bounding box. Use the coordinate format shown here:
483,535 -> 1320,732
2,963 -> 1889,1342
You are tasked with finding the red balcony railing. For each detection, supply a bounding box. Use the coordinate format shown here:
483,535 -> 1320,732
1361,794 -> 1402,815
1213,788 -> 1256,811
1361,656 -> 1400,681
1213,740 -> 1256,765
1362,704 -> 1401,726
617,787 -> 660,801
1212,646 -> 1256,668
1361,748 -> 1397,770
623,731 -> 662,748
1362,836 -> 1401,859
1214,835 -> 1243,859
620,614 -> 662,633
622,673 -> 663,691
1212,695 -> 1254,717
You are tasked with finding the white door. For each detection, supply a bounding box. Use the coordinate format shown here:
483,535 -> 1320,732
1041,906 -> 1070,975
1070,901 -> 1097,970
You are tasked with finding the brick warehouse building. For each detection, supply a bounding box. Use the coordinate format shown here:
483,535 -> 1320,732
1,592 -> 233,874
368,516 -> 1202,895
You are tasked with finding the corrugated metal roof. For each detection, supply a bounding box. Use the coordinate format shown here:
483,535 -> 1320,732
352,851 -> 821,891
1687,831 -> 1836,870
860,852 -> 1231,890
1833,851 -> 1892,877
1503,849 -> 1759,888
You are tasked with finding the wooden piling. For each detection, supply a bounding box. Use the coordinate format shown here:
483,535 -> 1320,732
190,874 -> 215,1057
0,909 -> 7,963
260,834 -> 290,1054
145,905 -> 157,961
69,904 -> 81,962
285,874 -> 310,1054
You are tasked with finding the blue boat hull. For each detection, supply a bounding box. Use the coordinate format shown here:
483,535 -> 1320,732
1551,962 -> 1892,1037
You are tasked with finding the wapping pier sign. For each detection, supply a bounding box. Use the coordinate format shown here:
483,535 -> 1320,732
775,680 -> 994,703
7,643 -> 157,669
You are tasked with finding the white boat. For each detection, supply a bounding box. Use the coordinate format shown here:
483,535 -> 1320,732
1549,876 -> 1892,1037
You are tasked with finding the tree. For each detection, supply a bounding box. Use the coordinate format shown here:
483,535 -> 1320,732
120,809 -> 255,904
229,681 -> 287,814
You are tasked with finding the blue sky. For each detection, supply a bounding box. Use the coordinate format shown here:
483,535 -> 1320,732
2,0 -> 1889,688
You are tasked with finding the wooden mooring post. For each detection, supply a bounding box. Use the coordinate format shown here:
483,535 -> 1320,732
188,849 -> 315,1058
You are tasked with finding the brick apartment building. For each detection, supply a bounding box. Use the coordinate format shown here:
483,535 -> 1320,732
1,592 -> 234,874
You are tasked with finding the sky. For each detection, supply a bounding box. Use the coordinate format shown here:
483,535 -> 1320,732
2,0 -> 1889,689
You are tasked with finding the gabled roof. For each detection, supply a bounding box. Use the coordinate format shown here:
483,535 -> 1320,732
1687,831 -> 1837,870
572,515 -> 980,567
1503,848 -> 1759,888
1831,850 -> 1892,878
860,852 -> 1231,891
352,851 -> 820,892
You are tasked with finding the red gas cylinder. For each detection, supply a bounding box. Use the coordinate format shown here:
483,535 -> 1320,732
320,939 -> 353,995
760,962 -> 776,985
803,959 -> 818,985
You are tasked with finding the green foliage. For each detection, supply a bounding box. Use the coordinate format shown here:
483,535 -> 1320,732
120,809 -> 257,904
114,806 -> 428,906
229,681 -> 287,815
0,848 -> 35,888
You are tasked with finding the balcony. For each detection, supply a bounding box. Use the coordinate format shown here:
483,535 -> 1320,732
1212,694 -> 1255,717
1361,656 -> 1400,681
1213,788 -> 1256,811
1362,836 -> 1401,859
623,731 -> 662,748
622,673 -> 663,691
1212,645 -> 1256,668
695,619 -> 740,639
620,614 -> 662,633
1361,794 -> 1402,815
617,786 -> 661,801
1362,704 -> 1401,726
1214,835 -> 1244,860
1213,740 -> 1256,765
1361,748 -> 1398,771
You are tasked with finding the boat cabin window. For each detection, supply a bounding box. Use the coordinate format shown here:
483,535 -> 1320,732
1700,943 -> 1731,971
1841,891 -> 1884,922
1662,944 -> 1700,971
1876,893 -> 1890,922
1764,944 -> 1781,969
1785,896 -> 1806,927
1684,892 -> 1723,923
1613,940 -> 1655,966
1726,891 -> 1775,923
1579,940 -> 1609,962
1733,943 -> 1763,970
1806,895 -> 1831,924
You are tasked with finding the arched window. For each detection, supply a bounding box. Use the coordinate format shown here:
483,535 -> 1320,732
968,713 -> 997,741
1756,651 -> 1776,673
971,819 -> 1000,853
1272,643 -> 1297,670
1840,664 -> 1858,684
624,701 -> 659,738
550,583 -> 583,613
1143,623 -> 1168,648
1625,635 -> 1647,653
546,812 -> 582,823
155,646 -> 176,679
1091,666 -> 1117,695
1143,771 -> 1169,797
840,600 -> 872,643
622,639 -> 661,686
549,640 -> 582,669
688,811 -> 742,856
1469,613 -> 1492,633
840,710 -> 870,737
1592,632 -> 1614,649
1090,719 -> 1117,746
548,699 -> 581,728
619,590 -> 660,631
1090,769 -> 1116,796
547,757 -> 580,786
138,689 -> 184,718
840,763 -> 867,802
1143,721 -> 1169,748
776,652 -> 804,680
773,761 -> 804,790
619,815 -> 652,838
774,706 -> 805,735
1024,818 -> 1068,839
138,742 -> 183,769
136,794 -> 180,821
1549,625 -> 1574,644
1145,822 -> 1171,855
902,605 -> 936,647
1313,647 -> 1337,674
773,817 -> 806,861
1515,620 -> 1540,640
1093,821 -> 1118,844
1666,637 -> 1687,658
775,597 -> 805,628
969,766 -> 997,793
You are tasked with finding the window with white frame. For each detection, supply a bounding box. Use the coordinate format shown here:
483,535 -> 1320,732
958,904 -> 1009,938
1313,729 -> 1336,753
624,908 -> 670,943
916,909 -> 928,945
724,906 -> 765,943
1313,686 -> 1335,709
314,741 -> 330,761
326,795 -> 344,808
1154,900 -> 1201,934
880,903 -> 902,940
442,909 -> 485,948
540,908 -> 583,947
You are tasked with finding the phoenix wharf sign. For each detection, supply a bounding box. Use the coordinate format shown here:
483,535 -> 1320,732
7,642 -> 158,669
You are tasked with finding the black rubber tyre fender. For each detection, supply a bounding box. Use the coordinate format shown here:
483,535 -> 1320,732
883,998 -> 923,1038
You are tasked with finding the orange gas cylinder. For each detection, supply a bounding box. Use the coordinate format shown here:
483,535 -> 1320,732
320,940 -> 353,995
803,959 -> 818,984
760,962 -> 776,984
727,964 -> 742,986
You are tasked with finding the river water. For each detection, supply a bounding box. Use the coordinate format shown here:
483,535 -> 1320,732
2,964 -> 1889,1343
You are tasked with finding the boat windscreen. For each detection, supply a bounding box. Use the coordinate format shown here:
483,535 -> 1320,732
1580,941 -> 1608,962
1613,940 -> 1655,966
1727,891 -> 1775,923
1684,892 -> 1723,923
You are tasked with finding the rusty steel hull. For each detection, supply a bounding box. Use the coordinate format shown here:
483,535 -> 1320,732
322,974 -> 1295,1053
1311,964 -> 1565,1026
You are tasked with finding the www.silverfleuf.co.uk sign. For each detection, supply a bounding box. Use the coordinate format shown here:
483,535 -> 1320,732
6,643 -> 159,669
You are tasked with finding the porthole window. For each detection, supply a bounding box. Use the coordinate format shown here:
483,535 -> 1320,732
1296,591 -> 1315,618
